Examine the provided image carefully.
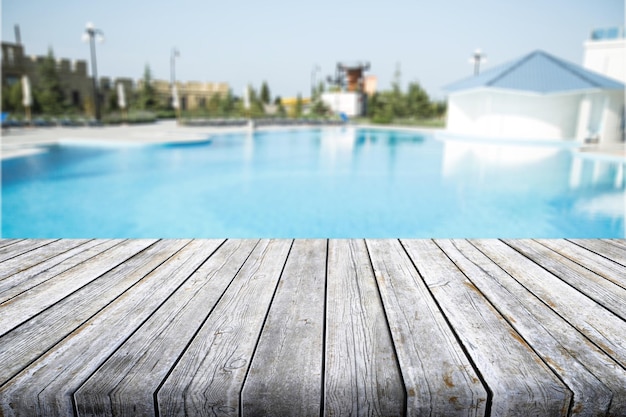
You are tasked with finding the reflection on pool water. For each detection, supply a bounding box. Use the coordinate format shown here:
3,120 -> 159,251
2,127 -> 624,238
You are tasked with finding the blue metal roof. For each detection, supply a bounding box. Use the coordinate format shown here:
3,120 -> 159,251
444,50 -> 624,94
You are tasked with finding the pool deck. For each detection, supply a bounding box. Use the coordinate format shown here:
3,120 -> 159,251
0,238 -> 624,416
3,121 -> 625,161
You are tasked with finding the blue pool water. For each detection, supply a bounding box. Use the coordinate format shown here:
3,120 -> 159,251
2,127 -> 625,238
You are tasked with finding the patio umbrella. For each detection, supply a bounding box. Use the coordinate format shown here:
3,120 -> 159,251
243,85 -> 250,110
21,75 -> 32,122
172,83 -> 180,110
117,83 -> 126,109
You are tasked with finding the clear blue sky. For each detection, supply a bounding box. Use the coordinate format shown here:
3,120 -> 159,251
2,0 -> 623,100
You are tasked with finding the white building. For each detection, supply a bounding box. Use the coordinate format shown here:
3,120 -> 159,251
583,27 -> 626,83
321,92 -> 363,117
444,50 -> 624,143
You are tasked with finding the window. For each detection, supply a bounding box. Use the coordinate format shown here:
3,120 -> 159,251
6,47 -> 15,65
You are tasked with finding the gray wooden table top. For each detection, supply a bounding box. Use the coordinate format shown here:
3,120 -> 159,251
0,239 -> 624,417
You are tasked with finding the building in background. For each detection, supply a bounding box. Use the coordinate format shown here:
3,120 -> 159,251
583,26 -> 626,83
1,39 -> 228,114
321,62 -> 371,117
140,79 -> 229,111
363,75 -> 378,96
2,41 -> 92,109
444,49 -> 624,144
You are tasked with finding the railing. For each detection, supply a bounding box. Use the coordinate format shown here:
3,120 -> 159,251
590,26 -> 625,41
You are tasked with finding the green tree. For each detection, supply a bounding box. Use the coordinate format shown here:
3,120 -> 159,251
139,64 -> 156,110
390,62 -> 408,118
310,82 -> 329,117
292,93 -> 303,118
369,91 -> 394,124
433,100 -> 447,118
2,82 -> 24,112
406,81 -> 431,118
107,89 -> 119,112
219,90 -> 236,116
207,93 -> 221,115
36,48 -> 66,115
260,81 -> 271,104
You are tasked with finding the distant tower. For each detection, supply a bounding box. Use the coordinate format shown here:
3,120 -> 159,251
328,62 -> 371,92
14,25 -> 22,45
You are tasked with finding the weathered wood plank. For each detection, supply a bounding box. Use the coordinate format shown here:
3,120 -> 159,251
0,239 -> 93,282
402,239 -> 571,417
536,240 -> 626,289
505,239 -> 626,320
324,239 -> 404,417
0,240 -> 119,303
242,239 -> 327,417
0,239 -> 57,263
441,239 -> 625,417
602,239 -> 626,250
569,239 -> 626,268
0,239 -> 190,386
157,239 -> 292,417
366,239 -> 487,417
0,239 -> 24,250
472,239 -> 626,367
0,239 -> 223,417
0,239 -> 157,336
74,239 -> 258,417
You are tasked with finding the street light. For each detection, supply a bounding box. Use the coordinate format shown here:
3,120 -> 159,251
170,47 -> 180,107
469,48 -> 487,76
82,22 -> 104,121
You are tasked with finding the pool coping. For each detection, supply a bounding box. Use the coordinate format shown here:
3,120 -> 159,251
2,121 -> 624,162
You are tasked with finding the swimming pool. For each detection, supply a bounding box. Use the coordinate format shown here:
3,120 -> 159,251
2,127 -> 625,238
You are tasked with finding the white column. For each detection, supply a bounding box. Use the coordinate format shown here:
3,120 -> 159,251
575,94 -> 592,142
598,93 -> 622,144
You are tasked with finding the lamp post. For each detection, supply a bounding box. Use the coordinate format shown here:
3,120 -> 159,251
469,48 -> 487,76
82,22 -> 104,121
170,48 -> 179,107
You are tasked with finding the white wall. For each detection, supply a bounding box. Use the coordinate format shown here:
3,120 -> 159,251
583,39 -> 626,83
446,89 -> 582,140
321,92 -> 362,117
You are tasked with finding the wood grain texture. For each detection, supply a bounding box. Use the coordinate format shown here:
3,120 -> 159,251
0,239 -> 57,263
505,239 -> 626,320
603,239 -> 626,250
157,239 -> 292,417
536,239 -> 626,289
441,239 -> 625,417
402,239 -> 571,417
568,239 -> 626,268
0,239 -> 119,304
0,239 -> 24,250
242,239 -> 327,417
0,239 -> 223,417
74,239 -> 258,417
0,239 -> 90,282
0,239 -> 156,336
324,239 -> 404,417
472,239 -> 626,367
0,239 -> 623,417
366,239 -> 487,417
0,239 -> 189,386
